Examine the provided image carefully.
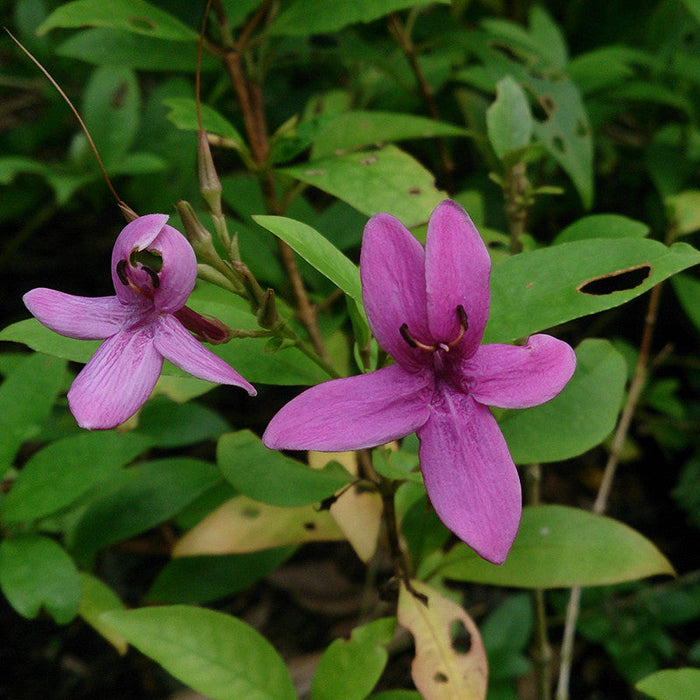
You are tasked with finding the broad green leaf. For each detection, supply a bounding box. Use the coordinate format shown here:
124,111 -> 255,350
672,273 -> 700,332
147,548 -> 295,604
311,111 -> 470,160
370,693 -> 422,700
484,238 -> 700,343
58,29 -> 218,70
433,505 -> 675,588
270,0 -> 447,36
0,319 -> 100,362
100,606 -> 296,700
553,214 -> 649,244
486,76 -> 533,162
251,215 -> 371,348
218,430 -> 353,507
666,190 -> 700,235
2,431 -> 152,522
636,668 -> 700,700
0,535 -> 80,624
38,0 -> 199,41
0,157 -> 93,204
281,145 -> 445,228
81,65 -> 140,168
480,595 -> 532,681
79,573 -> 127,654
312,618 -> 397,700
0,353 -> 66,474
397,579 -> 488,700
69,458 -> 222,562
173,495 -> 343,556
135,397 -> 230,448
500,339 -> 627,463
163,97 -> 246,148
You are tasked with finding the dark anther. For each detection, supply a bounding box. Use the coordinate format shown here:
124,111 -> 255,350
116,259 -> 129,286
400,323 -> 418,348
142,266 -> 160,289
456,305 -> 468,332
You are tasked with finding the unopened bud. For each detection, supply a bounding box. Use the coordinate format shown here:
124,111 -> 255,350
176,200 -> 219,261
174,306 -> 232,345
257,288 -> 280,329
198,130 -> 223,219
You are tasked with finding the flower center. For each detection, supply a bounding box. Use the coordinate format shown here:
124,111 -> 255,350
116,248 -> 163,298
399,305 -> 468,353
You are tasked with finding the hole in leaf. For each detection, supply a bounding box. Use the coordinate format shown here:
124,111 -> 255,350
552,135 -> 566,153
407,187 -> 421,196
303,521 -> 316,531
577,264 -> 652,295
111,82 -> 129,110
242,506 -> 260,519
450,619 -> 472,654
538,94 -> 556,118
128,16 -> 157,32
434,672 -> 449,683
576,118 -> 590,138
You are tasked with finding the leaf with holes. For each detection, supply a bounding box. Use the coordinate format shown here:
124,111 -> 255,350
486,76 -> 533,162
398,579 -> 488,700
38,0 -> 199,41
281,145 -> 445,228
173,496 -> 344,557
484,237 -> 700,343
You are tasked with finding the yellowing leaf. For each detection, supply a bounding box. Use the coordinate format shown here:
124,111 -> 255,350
173,495 -> 343,556
78,573 -> 127,655
308,451 -> 383,563
397,579 -> 488,700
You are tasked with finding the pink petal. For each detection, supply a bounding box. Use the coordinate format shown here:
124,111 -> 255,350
23,289 -> 132,340
111,214 -> 170,306
425,200 -> 491,357
263,364 -> 433,452
154,315 -> 256,395
467,334 -> 576,409
68,328 -> 162,429
150,223 -> 198,314
418,388 -> 521,564
360,213 -> 431,369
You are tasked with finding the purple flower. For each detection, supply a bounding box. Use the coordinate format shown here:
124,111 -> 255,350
263,200 -> 576,564
24,214 -> 256,430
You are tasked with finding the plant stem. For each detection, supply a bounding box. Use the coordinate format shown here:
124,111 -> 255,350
387,12 -> 455,190
556,282 -> 663,700
210,0 -> 330,363
504,161 -> 530,254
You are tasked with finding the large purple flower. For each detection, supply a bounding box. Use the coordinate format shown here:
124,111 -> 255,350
263,200 -> 576,564
24,214 -> 256,430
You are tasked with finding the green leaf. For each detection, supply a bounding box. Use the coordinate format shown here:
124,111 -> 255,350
370,693 -> 422,700
218,430 -> 353,507
58,29 -> 218,70
2,431 -> 152,522
311,110 -> 470,160
0,353 -> 66,474
484,238 -> 700,343
78,573 -> 127,654
38,0 -> 199,41
666,190 -> 700,235
100,605 -> 296,700
486,76 -> 533,162
81,65 -> 140,168
636,668 -> 700,700
147,548 -> 295,604
500,339 -> 627,463
69,458 -> 222,562
311,618 -> 397,700
433,505 -> 675,588
0,535 -> 80,624
135,397 -> 230,448
163,97 -> 246,148
0,319 -> 100,362
672,273 -> 700,333
553,214 -> 650,244
281,145 -> 446,228
270,0 -> 447,35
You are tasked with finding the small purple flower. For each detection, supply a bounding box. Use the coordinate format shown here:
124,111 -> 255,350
24,214 -> 256,430
263,200 -> 576,564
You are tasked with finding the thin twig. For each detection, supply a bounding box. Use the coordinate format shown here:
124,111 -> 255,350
556,282 -> 663,700
387,13 -> 455,190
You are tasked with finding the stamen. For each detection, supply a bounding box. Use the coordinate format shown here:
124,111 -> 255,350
142,265 -> 160,289
399,323 -> 437,351
446,304 -> 468,349
116,259 -> 129,286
